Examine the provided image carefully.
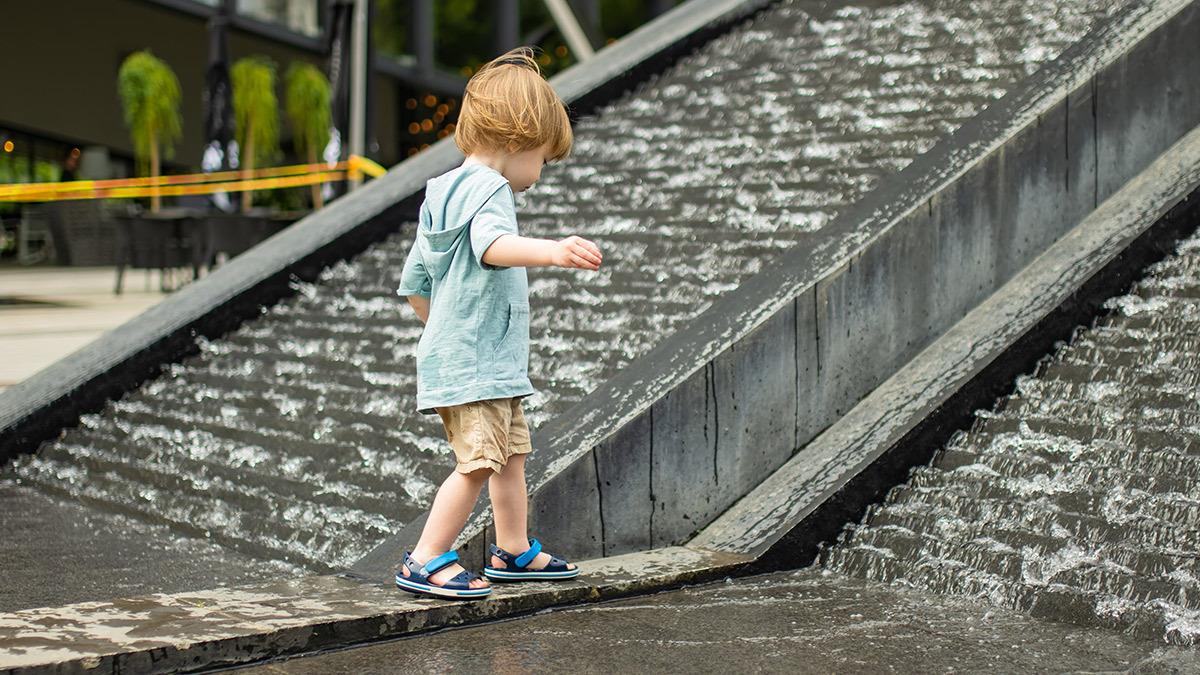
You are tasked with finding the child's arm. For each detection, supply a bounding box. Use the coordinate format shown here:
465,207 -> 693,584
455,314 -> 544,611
482,234 -> 602,270
406,295 -> 430,325
397,212 -> 433,323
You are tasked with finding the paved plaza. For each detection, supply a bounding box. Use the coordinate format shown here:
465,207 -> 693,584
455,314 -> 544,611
0,264 -> 172,392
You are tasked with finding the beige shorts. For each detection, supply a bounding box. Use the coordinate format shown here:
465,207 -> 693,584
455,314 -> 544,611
435,397 -> 532,474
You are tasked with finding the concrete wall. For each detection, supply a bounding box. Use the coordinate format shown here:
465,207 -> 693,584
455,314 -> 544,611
397,0 -> 1200,572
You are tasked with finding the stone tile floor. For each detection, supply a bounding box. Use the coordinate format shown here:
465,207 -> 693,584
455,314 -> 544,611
0,263 -> 172,391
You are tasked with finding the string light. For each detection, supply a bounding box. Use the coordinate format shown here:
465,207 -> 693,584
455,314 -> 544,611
420,119 -> 433,132
405,98 -> 418,110
555,45 -> 568,57
408,122 -> 421,135
423,94 -> 436,107
2,141 -> 12,153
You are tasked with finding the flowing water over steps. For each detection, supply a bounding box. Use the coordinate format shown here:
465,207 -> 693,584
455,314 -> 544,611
825,224 -> 1200,646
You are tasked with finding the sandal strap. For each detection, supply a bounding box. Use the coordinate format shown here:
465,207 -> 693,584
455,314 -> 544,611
515,538 -> 543,568
445,569 -> 475,588
422,550 -> 459,576
488,543 -> 517,566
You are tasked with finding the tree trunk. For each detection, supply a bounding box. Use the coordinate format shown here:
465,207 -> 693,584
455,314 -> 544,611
149,128 -> 161,213
308,146 -> 324,210
241,121 -> 255,213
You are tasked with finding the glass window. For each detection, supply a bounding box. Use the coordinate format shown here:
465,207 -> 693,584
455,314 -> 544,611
237,0 -> 322,37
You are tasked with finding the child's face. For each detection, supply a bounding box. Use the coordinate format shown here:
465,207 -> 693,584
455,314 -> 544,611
503,144 -> 551,193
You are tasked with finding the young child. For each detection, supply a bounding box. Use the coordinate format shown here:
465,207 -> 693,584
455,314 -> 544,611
394,47 -> 603,599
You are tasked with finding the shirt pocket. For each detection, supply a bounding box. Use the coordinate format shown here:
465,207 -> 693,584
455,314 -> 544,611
481,301 -> 529,380
417,328 -> 475,388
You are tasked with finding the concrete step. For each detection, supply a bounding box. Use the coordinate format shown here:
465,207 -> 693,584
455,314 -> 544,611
939,434 -> 1200,479
975,414 -> 1200,455
32,439 -> 413,537
870,500 -> 1200,567
898,468 -> 1200,528
10,453 -> 391,571
991,398 -> 1200,438
56,411 -> 443,512
822,541 -> 1189,640
907,457 -> 1198,503
104,396 -> 438,472
1038,361 -> 1200,399
934,446 -> 1200,493
0,546 -> 751,673
834,526 -> 1200,610
862,503 -> 1200,582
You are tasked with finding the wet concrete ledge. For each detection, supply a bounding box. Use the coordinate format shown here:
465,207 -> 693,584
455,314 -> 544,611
0,546 -> 750,674
694,124 -> 1200,566
354,0 -> 1200,581
0,0 -> 776,464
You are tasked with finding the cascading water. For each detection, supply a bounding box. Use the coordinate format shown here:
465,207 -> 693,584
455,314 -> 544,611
824,224 -> 1200,646
2,0 -> 1117,573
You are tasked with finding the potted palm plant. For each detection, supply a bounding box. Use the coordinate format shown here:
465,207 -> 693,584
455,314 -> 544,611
231,56 -> 279,212
285,62 -> 332,210
117,50 -> 182,213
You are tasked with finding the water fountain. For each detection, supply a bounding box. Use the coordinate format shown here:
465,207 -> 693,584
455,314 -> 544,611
1,0 -> 1119,576
824,226 -> 1200,645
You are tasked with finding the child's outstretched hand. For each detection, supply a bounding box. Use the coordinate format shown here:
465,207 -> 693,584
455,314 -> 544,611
552,235 -> 603,271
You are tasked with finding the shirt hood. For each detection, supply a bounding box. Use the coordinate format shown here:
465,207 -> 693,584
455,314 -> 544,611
417,164 -> 510,279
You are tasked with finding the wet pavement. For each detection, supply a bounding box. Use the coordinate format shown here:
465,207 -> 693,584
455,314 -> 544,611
0,482 -> 299,612
0,0 -> 1119,587
233,568 -> 1198,674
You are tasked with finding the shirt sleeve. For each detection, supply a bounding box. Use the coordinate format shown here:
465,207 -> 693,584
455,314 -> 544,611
397,244 -> 432,297
470,186 -> 519,270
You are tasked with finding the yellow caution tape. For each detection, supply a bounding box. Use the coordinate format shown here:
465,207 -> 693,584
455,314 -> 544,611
348,154 -> 387,179
0,155 -> 385,202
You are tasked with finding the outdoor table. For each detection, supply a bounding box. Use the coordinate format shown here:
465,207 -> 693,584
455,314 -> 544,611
113,208 -> 206,294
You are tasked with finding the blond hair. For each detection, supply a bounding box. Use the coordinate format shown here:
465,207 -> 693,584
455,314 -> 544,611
454,47 -> 573,161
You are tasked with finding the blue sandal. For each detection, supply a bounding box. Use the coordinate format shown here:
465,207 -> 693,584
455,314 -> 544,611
394,550 -> 492,599
483,538 -> 580,581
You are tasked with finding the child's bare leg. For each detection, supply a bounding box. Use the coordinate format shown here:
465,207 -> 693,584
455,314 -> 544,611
404,468 -> 492,588
488,453 -> 576,571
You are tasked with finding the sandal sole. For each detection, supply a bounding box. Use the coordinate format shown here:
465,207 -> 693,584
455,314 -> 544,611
395,574 -> 493,598
482,568 -> 581,581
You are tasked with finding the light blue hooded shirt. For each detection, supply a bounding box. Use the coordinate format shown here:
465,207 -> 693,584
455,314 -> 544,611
396,163 -> 533,414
